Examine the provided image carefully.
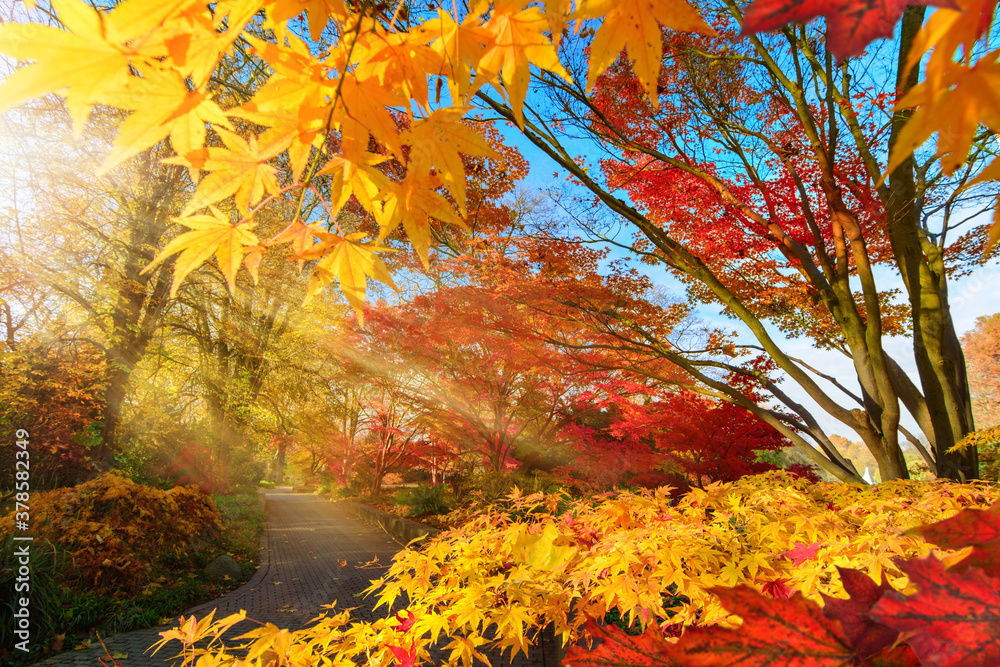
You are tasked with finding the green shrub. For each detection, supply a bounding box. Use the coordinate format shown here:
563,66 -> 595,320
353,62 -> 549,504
52,575 -> 220,649
212,493 -> 266,575
258,480 -> 275,489
603,606 -> 643,636
229,449 -> 265,488
317,473 -> 337,495
395,483 -> 454,517
330,484 -> 355,499
112,438 -> 173,489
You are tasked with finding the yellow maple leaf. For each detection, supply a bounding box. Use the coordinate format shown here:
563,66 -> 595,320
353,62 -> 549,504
301,233 -> 398,322
317,151 -> 392,217
234,35 -> 336,180
99,64 -> 232,173
264,0 -> 349,41
268,219 -> 327,270
233,103 -> 330,182
513,523 -> 576,572
475,0 -> 572,127
105,0 -> 208,48
334,75 -> 406,161
418,10 -> 491,102
0,0 -> 139,134
404,107 -> 499,216
575,0 -> 714,105
167,127 -> 283,215
144,207 -> 259,295
242,32 -> 334,110
354,27 -> 444,113
905,0 -> 994,79
379,174 -> 468,266
542,0 -> 572,47
887,55 -> 1000,180
243,244 -> 267,284
158,0 -> 252,87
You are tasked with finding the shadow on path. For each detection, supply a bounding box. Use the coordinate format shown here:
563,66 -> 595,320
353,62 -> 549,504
30,488 -> 556,667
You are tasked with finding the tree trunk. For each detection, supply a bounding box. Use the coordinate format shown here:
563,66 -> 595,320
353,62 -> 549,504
94,156 -> 179,462
885,7 -> 979,480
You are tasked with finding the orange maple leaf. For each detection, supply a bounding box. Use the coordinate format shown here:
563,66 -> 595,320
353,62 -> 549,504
475,0 -> 571,127
575,0 -> 714,105
144,207 -> 259,295
167,127 -> 283,215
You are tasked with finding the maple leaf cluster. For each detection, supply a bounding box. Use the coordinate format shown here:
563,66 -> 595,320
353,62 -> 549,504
0,0 -> 708,320
147,474 -> 999,666
565,499 -> 1000,666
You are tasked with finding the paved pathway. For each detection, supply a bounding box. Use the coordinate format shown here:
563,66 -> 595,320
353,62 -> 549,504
30,489 -> 558,667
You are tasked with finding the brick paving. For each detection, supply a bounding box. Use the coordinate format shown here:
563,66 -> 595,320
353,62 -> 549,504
29,488 -> 558,667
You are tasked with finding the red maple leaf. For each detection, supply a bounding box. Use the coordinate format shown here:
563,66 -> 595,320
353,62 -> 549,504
562,617 -> 682,666
910,500 -> 1000,578
868,556 -> 1000,667
389,640 -> 418,667
761,577 -> 795,599
738,0 -> 960,60
666,586 -> 865,665
781,541 -> 822,566
392,610 -> 417,632
820,567 -> 901,659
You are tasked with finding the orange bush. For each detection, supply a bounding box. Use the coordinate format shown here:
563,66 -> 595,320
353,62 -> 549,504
0,472 -> 221,593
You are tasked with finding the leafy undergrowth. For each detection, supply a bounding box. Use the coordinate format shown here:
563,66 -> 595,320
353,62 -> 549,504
0,479 -> 265,664
154,471 -> 999,666
0,472 -> 222,594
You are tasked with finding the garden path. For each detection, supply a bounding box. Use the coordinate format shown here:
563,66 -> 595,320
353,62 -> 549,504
29,488 -> 557,667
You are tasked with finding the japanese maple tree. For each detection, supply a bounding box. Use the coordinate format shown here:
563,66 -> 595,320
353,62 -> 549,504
474,3 -> 999,482
355,289 -> 576,475
557,376 -> 819,491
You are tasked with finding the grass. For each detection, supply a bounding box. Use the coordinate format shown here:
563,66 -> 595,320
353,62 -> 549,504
213,492 -> 268,579
1,491 -> 266,665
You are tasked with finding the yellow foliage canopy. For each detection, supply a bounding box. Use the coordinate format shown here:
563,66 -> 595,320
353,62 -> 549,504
0,0 -> 712,318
